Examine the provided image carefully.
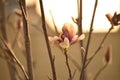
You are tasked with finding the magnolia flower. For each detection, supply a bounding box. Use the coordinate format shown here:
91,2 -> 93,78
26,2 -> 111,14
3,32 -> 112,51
49,22 -> 85,49
106,12 -> 120,26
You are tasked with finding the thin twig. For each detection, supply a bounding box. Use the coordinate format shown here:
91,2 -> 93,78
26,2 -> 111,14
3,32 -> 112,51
47,76 -> 52,80
77,0 -> 84,62
77,0 -> 83,47
85,25 -> 113,67
17,0 -> 27,19
80,0 -> 98,80
0,54 -> 24,80
93,63 -> 108,80
71,69 -> 77,80
64,49 -> 72,80
7,58 -> 24,80
39,0 -> 57,80
12,28 -> 22,48
77,0 -> 87,80
17,0 -> 34,80
49,10 -> 59,35
0,37 -> 29,80
59,48 -> 82,71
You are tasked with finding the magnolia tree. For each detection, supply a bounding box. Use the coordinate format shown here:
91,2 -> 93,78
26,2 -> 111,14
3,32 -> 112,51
0,0 -> 120,80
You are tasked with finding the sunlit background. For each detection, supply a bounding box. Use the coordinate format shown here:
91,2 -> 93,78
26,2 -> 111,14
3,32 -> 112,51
35,0 -> 120,33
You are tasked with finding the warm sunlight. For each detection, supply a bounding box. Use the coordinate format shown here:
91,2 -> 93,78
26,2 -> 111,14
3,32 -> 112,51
36,0 -> 120,33
1,0 -> 120,80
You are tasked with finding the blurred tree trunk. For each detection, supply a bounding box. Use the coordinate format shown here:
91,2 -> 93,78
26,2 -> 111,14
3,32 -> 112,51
0,0 -> 17,80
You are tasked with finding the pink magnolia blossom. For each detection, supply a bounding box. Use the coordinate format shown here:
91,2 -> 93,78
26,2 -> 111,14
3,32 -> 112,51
49,22 -> 85,49
106,12 -> 120,26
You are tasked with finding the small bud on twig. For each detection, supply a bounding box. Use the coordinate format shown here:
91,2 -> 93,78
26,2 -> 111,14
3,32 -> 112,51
81,47 -> 85,54
105,45 -> 112,64
71,17 -> 77,24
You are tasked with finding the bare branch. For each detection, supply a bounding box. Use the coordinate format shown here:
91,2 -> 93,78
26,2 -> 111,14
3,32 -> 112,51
80,0 -> 98,80
39,0 -> 57,80
0,37 -> 29,80
17,0 -> 34,80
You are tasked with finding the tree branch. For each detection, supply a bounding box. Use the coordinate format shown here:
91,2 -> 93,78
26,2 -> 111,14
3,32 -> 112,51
39,0 -> 57,80
0,37 -> 29,80
80,0 -> 98,80
17,0 -> 34,80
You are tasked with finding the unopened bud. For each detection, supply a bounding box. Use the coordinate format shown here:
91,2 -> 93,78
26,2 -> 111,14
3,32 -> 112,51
81,47 -> 85,54
105,45 -> 112,64
106,12 -> 120,26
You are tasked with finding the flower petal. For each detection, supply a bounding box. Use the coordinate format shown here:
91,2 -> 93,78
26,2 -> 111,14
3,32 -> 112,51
78,34 -> 85,40
62,22 -> 75,41
48,36 -> 54,43
48,36 -> 61,44
70,35 -> 78,44
53,36 -> 60,40
72,35 -> 78,41
59,37 -> 70,49
106,12 -> 120,26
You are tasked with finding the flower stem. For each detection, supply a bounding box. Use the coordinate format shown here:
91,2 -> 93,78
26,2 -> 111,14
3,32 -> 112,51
39,0 -> 57,80
64,49 -> 72,80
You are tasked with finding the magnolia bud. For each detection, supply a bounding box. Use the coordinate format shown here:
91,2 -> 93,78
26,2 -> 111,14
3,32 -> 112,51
106,12 -> 120,26
105,45 -> 112,64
